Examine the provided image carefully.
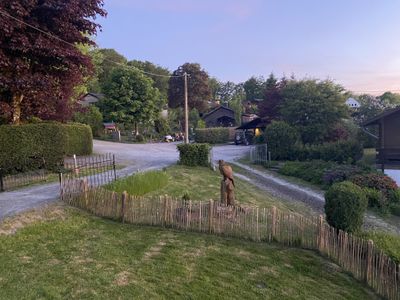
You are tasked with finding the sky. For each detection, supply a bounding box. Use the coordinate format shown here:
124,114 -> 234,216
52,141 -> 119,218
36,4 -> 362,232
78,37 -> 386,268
96,0 -> 400,94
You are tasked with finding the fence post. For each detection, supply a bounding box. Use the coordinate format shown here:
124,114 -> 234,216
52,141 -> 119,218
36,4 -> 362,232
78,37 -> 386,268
271,206 -> 277,240
0,169 -> 4,192
82,178 -> 88,206
59,172 -> 63,200
366,239 -> 374,284
121,191 -> 127,223
318,215 -> 324,253
208,199 -> 214,233
163,196 -> 168,226
112,154 -> 117,181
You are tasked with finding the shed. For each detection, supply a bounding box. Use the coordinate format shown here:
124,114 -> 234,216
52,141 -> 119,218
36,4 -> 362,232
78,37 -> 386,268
79,93 -> 104,107
202,106 -> 235,127
363,106 -> 400,167
236,117 -> 271,137
346,97 -> 361,109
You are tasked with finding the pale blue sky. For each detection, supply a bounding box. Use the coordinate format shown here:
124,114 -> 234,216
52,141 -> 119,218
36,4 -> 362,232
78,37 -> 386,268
96,0 -> 400,94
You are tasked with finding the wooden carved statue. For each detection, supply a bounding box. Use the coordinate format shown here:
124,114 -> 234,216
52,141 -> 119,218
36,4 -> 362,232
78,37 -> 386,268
218,160 -> 235,206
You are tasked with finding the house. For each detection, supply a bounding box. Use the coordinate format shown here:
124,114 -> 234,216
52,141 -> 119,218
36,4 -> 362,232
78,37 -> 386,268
241,113 -> 259,124
202,106 -> 236,127
236,116 -> 270,137
346,97 -> 361,109
363,106 -> 400,169
79,93 -> 104,107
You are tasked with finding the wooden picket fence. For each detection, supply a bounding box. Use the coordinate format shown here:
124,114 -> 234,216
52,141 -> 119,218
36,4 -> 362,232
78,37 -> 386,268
61,179 -> 400,300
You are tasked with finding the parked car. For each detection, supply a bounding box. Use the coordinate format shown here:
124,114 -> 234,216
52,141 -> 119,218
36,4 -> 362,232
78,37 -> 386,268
163,135 -> 175,142
235,130 -> 254,146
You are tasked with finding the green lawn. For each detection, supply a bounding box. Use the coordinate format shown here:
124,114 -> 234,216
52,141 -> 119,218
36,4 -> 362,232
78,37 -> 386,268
138,165 -> 316,216
0,207 -> 378,300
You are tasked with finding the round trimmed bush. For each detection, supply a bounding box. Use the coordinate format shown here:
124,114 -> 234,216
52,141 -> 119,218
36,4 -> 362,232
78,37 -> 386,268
324,181 -> 368,233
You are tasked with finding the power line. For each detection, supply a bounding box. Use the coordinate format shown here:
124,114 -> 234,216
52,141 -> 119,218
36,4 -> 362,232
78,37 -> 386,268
0,8 -> 184,78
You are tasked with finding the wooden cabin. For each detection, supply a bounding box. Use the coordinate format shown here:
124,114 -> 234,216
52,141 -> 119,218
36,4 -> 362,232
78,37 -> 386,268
202,106 -> 236,127
363,106 -> 400,168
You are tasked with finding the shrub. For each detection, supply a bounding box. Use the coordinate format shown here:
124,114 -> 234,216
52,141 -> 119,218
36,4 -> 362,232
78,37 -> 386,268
324,181 -> 368,233
0,122 -> 92,174
388,189 -> 400,204
322,165 -> 364,186
279,160 -> 335,186
351,173 -> 398,199
194,128 -> 230,144
135,134 -> 145,142
72,106 -> 103,137
390,203 -> 400,217
177,143 -> 210,167
264,121 -> 299,160
363,188 -> 388,210
294,140 -> 363,164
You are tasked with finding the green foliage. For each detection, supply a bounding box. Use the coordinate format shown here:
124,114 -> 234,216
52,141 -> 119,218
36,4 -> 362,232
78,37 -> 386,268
99,67 -> 161,131
105,170 -> 168,196
135,134 -> 145,143
363,188 -> 388,210
388,189 -> 400,204
195,127 -> 230,144
264,121 -> 299,160
177,143 -> 210,167
73,106 -> 103,137
0,123 -> 92,174
280,79 -> 348,144
97,48 -> 127,90
279,160 -> 335,186
361,231 -> 400,263
196,119 -> 206,129
324,181 -> 368,233
154,118 -> 170,136
128,60 -> 170,101
390,203 -> 400,217
243,76 -> 265,101
189,108 -> 201,129
294,140 -> 363,164
322,164 -> 365,186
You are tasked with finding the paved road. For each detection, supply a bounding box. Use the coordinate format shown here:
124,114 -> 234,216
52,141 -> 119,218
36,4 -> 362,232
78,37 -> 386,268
0,141 -> 249,220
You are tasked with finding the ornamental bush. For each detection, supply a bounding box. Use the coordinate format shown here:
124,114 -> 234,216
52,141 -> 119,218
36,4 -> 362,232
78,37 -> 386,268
177,143 -> 210,167
350,173 -> 398,199
264,121 -> 299,160
0,122 -> 92,174
194,128 -> 230,144
322,165 -> 364,186
363,188 -> 388,210
324,181 -> 368,233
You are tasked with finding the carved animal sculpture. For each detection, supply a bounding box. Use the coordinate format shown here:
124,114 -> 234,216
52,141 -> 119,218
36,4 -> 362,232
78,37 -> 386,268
218,160 -> 235,187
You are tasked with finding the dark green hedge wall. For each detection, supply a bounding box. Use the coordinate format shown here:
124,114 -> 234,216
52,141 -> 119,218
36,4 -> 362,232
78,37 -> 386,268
177,143 -> 210,167
0,123 -> 92,174
195,128 -> 230,144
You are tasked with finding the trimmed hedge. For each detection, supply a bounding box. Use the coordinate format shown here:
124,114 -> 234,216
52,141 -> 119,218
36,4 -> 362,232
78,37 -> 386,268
0,123 -> 92,174
324,181 -> 368,233
195,128 -> 230,144
177,143 -> 210,167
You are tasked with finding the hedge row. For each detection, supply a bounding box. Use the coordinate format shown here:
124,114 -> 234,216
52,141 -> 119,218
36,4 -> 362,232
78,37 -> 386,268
194,128 -> 230,144
0,122 -> 92,174
177,143 -> 210,167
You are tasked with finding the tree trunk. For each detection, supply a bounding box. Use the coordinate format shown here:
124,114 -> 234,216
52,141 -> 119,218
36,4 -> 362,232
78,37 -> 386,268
134,122 -> 139,136
11,93 -> 24,125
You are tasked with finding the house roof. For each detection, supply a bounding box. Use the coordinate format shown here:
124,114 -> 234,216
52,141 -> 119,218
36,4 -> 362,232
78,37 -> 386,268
363,106 -> 400,126
236,117 -> 270,130
202,105 -> 234,120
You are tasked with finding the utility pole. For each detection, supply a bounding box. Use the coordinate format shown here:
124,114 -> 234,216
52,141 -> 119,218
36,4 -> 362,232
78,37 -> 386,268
184,72 -> 189,144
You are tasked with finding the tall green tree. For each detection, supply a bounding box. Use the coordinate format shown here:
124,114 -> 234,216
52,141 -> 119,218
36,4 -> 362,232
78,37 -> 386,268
208,77 -> 221,101
378,92 -> 400,107
229,85 -> 245,124
97,49 -> 127,90
128,60 -> 170,101
217,81 -> 237,105
280,79 -> 348,144
243,76 -> 265,101
258,74 -> 287,121
99,67 -> 161,134
168,63 -> 211,113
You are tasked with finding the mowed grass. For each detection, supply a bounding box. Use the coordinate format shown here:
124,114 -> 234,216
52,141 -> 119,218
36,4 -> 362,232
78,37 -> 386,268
135,165 -> 315,215
0,207 -> 378,300
105,170 -> 168,196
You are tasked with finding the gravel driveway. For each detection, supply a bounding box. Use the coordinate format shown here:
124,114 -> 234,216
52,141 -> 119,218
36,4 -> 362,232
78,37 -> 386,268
0,141 -> 249,220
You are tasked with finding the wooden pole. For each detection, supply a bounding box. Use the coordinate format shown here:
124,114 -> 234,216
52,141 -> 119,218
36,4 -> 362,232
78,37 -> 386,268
271,206 -> 277,241
121,191 -> 127,223
209,199 -> 214,233
184,72 -> 189,144
366,239 -> 374,284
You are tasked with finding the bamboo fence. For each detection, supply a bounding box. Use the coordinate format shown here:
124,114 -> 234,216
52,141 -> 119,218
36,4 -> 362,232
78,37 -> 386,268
61,179 -> 399,300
